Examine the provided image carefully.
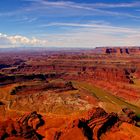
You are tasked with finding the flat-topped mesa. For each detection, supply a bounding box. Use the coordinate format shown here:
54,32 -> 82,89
106,48 -> 130,54
95,47 -> 140,55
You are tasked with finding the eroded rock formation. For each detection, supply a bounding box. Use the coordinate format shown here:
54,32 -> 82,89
0,108 -> 140,140
0,111 -> 44,140
54,107 -> 140,140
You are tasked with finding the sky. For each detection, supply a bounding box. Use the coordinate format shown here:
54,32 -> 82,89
0,0 -> 140,48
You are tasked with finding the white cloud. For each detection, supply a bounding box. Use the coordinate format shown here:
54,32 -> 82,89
0,33 -> 47,48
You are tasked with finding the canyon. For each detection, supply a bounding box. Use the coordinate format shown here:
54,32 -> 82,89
0,47 -> 140,140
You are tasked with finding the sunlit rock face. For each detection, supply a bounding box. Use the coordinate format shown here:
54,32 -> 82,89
1,107 -> 140,140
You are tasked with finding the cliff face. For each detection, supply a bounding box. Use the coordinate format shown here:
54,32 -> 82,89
0,65 -> 134,84
92,67 -> 134,84
94,47 -> 140,55
0,47 -> 139,85
103,47 -> 140,55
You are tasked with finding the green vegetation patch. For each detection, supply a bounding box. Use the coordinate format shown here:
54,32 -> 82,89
73,81 -> 140,114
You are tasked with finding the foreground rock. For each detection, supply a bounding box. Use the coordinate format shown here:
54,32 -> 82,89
0,111 -> 44,140
0,108 -> 140,140
54,108 -> 118,140
54,107 -> 140,140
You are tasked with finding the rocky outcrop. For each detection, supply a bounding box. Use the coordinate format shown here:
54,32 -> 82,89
87,108 -> 118,140
0,111 -> 44,140
119,108 -> 140,126
0,108 -> 140,140
54,107 -> 140,140
95,47 -> 140,55
105,48 -> 130,54
54,108 -> 118,140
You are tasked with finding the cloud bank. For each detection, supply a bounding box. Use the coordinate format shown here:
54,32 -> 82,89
0,33 -> 47,48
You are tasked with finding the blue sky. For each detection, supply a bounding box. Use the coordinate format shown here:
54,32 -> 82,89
0,0 -> 140,48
